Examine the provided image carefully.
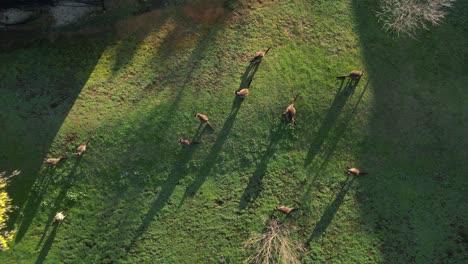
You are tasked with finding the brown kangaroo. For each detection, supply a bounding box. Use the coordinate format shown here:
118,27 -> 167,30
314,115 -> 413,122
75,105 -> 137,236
76,140 -> 90,156
336,70 -> 364,81
178,137 -> 199,146
234,88 -> 249,98
194,113 -> 212,129
43,157 -> 67,165
250,47 -> 271,64
276,205 -> 297,214
283,94 -> 299,124
346,167 -> 368,176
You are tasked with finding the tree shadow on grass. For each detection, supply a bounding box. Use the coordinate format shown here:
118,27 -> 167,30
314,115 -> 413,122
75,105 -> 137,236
352,0 -> 468,262
2,5 -> 174,240
0,36 -> 111,240
303,79 -> 357,167
306,176 -> 355,244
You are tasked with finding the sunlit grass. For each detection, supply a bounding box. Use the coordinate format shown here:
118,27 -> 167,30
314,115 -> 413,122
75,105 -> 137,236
0,0 -> 466,263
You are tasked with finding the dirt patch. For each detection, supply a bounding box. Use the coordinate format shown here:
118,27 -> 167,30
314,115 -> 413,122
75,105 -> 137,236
64,132 -> 78,144
182,0 -> 226,24
113,8 -> 163,37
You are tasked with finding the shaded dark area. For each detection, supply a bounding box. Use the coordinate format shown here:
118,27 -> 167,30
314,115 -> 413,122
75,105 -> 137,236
352,0 -> 468,262
0,0 -> 54,8
0,37 -> 110,238
306,176 -> 354,243
1,1 -> 173,244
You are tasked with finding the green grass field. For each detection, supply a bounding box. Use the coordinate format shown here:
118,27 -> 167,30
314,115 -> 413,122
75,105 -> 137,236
1,0 -> 467,263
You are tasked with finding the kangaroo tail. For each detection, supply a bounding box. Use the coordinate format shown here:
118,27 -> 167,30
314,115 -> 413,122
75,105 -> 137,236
292,93 -> 300,104
336,75 -> 349,79
359,171 -> 368,175
264,47 -> 272,55
191,141 -> 201,145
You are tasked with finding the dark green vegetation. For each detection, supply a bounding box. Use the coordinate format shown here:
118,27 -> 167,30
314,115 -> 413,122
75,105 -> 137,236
1,0 -> 467,263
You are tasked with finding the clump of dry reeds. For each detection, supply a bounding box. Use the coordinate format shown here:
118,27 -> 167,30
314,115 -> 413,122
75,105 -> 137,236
243,218 -> 305,264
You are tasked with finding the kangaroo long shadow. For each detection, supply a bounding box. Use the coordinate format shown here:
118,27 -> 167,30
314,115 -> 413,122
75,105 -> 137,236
179,96 -> 244,205
240,62 -> 261,88
306,176 -> 355,244
126,127 -> 201,251
36,158 -> 82,248
14,165 -> 58,243
303,80 -> 369,189
35,223 -> 60,264
303,79 -> 356,167
238,121 -> 291,210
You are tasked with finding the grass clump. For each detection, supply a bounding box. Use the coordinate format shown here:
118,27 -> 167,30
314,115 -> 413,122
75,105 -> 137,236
244,218 -> 305,264
377,0 -> 456,37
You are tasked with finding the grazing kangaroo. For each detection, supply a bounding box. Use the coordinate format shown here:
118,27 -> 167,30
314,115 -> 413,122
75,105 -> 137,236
194,113 -> 212,129
76,140 -> 90,156
234,88 -> 249,98
53,212 -> 66,223
283,94 -> 299,124
346,167 -> 368,176
43,157 -> 67,165
250,47 -> 271,64
276,205 -> 297,214
178,137 -> 199,146
336,70 -> 364,81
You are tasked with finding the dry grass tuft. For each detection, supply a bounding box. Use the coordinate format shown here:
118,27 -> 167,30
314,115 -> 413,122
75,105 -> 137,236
243,218 -> 306,264
377,0 -> 456,37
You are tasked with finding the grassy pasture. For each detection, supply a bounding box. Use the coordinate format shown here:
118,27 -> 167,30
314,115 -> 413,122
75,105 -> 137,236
0,0 -> 466,263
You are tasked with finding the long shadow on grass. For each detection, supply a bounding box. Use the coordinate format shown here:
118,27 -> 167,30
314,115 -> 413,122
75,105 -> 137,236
0,36 -> 111,241
36,158 -> 82,248
110,12 -> 238,255
239,62 -> 261,88
303,79 -> 356,167
352,0 -> 468,262
35,223 -> 60,264
3,6 -> 173,240
302,81 -> 368,191
179,97 -> 244,205
238,120 -> 292,210
306,176 -> 355,244
127,144 -> 197,251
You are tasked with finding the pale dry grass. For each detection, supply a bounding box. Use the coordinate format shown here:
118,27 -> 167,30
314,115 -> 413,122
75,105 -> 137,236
243,219 -> 306,264
377,0 -> 456,37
